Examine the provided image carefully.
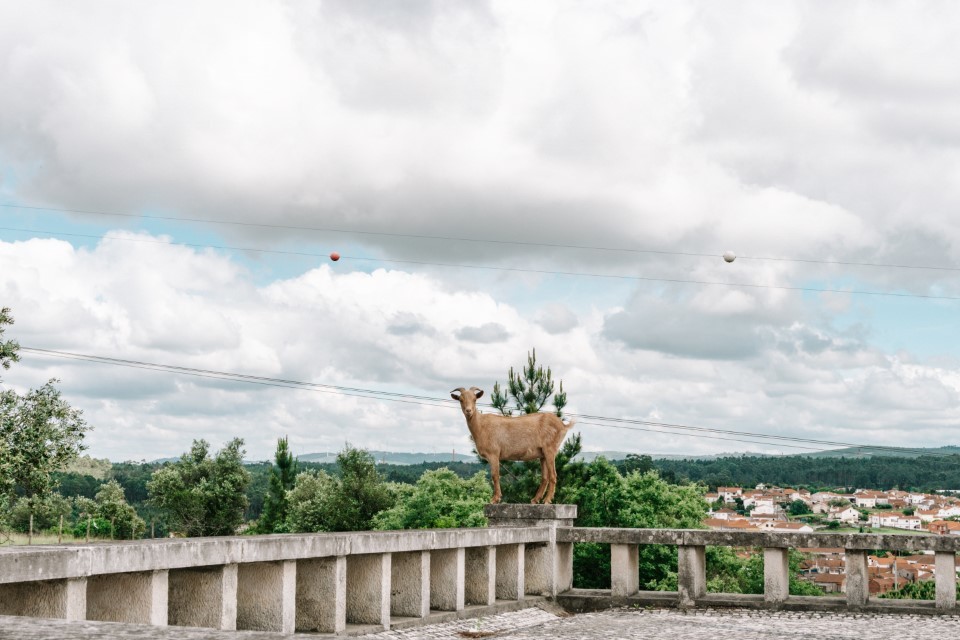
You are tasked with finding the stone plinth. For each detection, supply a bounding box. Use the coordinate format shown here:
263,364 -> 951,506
484,504 -> 577,528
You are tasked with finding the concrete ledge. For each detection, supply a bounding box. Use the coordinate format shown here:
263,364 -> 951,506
556,527 -> 960,552
485,504 -> 578,521
556,589 -> 955,617
0,528 -> 550,585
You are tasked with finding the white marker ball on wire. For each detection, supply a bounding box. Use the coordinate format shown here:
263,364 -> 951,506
722,251 -> 736,263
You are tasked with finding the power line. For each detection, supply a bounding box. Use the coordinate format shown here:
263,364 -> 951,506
4,226 -> 959,302
19,346 -> 959,459
4,202 -> 960,272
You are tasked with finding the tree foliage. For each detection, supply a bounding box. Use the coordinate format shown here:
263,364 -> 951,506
256,436 -> 298,533
573,458 -> 709,589
654,454 -> 960,493
147,439 -> 250,536
490,348 -> 567,417
73,480 -> 146,539
0,307 -> 19,377
373,468 -> 492,530
285,446 -> 394,533
0,380 -> 89,504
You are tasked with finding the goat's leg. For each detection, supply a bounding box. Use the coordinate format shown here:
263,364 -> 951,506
489,458 -> 502,504
531,458 -> 549,504
543,456 -> 559,504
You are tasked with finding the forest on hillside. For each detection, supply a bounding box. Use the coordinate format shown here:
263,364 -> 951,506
652,454 -> 960,492
48,451 -> 960,528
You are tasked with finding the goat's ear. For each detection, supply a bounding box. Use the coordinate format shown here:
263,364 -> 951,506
450,389 -> 462,401
474,389 -> 484,399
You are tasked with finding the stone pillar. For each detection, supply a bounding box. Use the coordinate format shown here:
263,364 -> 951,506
430,548 -> 465,612
935,551 -> 957,611
485,503 -> 577,597
391,551 -> 430,619
64,578 -> 87,621
168,564 -> 238,630
0,577 -> 87,620
677,545 -> 706,608
763,548 -> 790,606
87,570 -> 168,625
845,550 -> 869,607
297,556 -> 346,633
346,553 -> 391,630
495,543 -> 525,600
465,546 -> 496,606
611,544 -> 639,597
236,560 -> 295,633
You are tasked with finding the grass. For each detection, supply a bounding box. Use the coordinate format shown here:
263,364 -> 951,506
0,532 -> 111,546
831,526 -> 930,535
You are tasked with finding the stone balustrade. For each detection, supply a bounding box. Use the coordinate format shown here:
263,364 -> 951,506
3,507 -> 960,636
558,527 -> 960,613
0,516 -> 561,634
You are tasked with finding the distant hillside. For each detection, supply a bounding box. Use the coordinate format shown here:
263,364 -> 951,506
575,451 -> 737,462
804,445 -> 960,459
298,451 -> 477,465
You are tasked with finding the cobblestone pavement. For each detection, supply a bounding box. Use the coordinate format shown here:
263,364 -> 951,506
371,606 -> 960,640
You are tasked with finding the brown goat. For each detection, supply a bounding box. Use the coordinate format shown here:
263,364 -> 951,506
451,386 -> 574,504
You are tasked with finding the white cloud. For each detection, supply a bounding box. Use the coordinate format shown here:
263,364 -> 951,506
2,2 -> 960,460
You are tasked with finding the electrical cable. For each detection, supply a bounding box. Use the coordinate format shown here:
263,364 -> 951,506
5,202 -> 960,272
18,346 -> 960,459
4,226 -> 959,301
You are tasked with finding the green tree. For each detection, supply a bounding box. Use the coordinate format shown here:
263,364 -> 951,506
0,307 -> 19,377
147,439 -> 250,537
9,493 -> 72,533
0,380 -> 90,510
285,469 -> 338,533
787,499 -> 813,516
285,446 -> 394,533
490,348 -> 567,417
573,458 -> 708,589
257,436 -> 298,533
373,468 -> 492,530
92,479 -> 146,539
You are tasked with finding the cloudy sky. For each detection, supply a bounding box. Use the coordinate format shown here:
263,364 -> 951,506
2,1 -> 960,462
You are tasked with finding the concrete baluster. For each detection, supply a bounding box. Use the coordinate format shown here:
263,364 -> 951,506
845,550 -> 869,608
763,547 -> 790,606
677,545 -> 706,608
935,551 -> 957,611
611,544 -> 640,597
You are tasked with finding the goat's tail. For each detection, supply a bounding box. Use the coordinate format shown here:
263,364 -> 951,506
563,419 -> 576,432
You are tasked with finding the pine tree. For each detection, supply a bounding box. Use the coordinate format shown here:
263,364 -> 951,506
259,436 -> 297,533
490,348 -> 567,417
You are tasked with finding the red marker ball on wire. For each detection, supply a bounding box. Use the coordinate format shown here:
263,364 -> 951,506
329,252 -> 340,262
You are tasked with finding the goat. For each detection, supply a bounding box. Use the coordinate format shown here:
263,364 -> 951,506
451,386 -> 574,505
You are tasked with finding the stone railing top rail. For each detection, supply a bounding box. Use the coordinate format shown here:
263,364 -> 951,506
559,527 -> 960,552
0,526 -> 549,585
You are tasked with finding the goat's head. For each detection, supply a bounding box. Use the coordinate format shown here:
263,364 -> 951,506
450,386 -> 484,419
